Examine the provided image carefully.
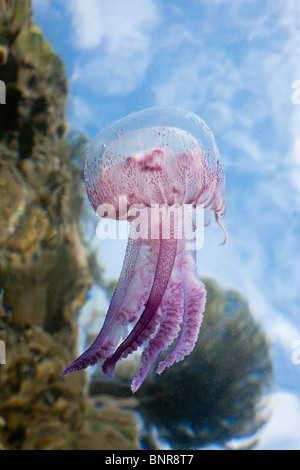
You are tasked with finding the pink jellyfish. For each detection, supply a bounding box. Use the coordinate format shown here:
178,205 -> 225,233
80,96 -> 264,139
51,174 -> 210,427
62,106 -> 227,392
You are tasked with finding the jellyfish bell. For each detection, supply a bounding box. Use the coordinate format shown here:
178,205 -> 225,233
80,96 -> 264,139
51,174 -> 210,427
84,107 -> 226,228
62,106 -> 227,392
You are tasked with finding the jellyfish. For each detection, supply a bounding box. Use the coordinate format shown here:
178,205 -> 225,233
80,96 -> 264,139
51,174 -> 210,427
62,106 -> 227,392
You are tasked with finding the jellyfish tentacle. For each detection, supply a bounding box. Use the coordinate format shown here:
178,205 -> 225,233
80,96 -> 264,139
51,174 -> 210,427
102,234 -> 178,379
156,261 -> 206,374
215,212 -> 228,245
61,235 -> 158,376
131,211 -> 196,391
131,265 -> 185,392
117,301 -> 163,362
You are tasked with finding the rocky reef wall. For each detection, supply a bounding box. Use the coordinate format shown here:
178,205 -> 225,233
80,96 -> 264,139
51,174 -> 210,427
0,0 -> 139,450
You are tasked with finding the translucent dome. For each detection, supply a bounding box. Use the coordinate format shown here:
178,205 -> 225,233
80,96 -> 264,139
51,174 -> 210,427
84,106 -> 226,223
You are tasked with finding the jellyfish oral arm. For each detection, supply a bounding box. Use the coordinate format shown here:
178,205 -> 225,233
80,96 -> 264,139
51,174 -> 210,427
62,205 -> 207,392
102,234 -> 178,378
156,264 -> 206,374
61,210 -> 178,380
61,236 -> 143,375
131,233 -> 206,392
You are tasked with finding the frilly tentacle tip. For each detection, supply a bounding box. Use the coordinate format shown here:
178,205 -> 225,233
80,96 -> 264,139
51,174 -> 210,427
102,359 -> 115,379
156,363 -> 168,375
61,361 -> 85,377
131,382 -> 139,394
61,366 -> 74,377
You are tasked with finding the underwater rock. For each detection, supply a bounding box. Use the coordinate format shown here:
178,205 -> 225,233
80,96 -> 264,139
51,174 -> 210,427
0,0 -> 139,450
0,310 -> 138,450
0,0 -> 90,336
